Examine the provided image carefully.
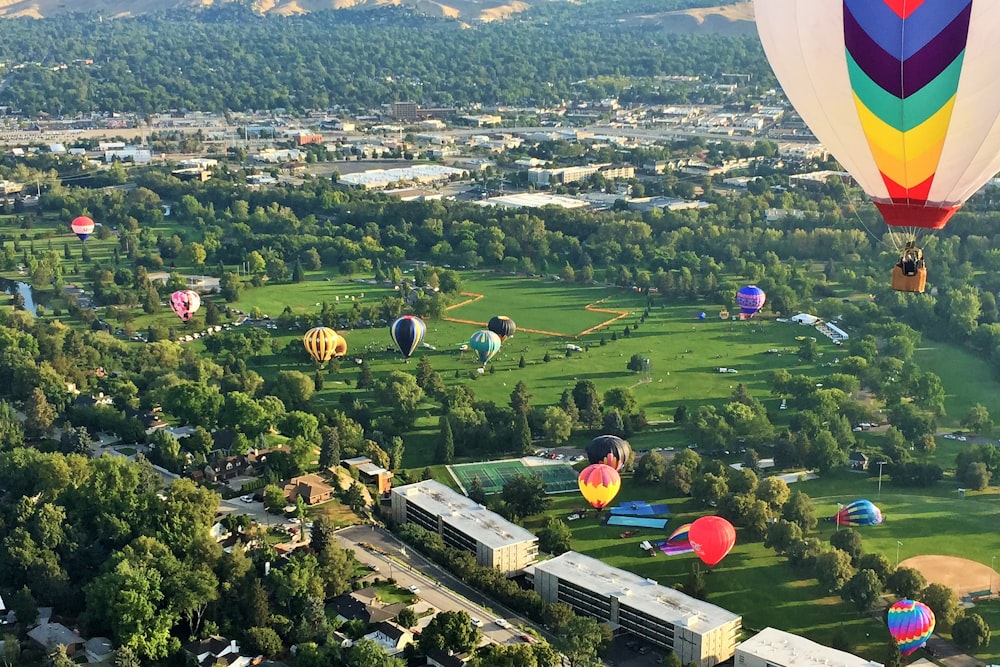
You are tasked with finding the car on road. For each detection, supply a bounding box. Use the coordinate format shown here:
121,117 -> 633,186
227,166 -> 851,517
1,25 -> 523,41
495,619 -> 511,629
288,517 -> 300,524
368,564 -> 380,572
471,618 -> 484,628
240,495 -> 254,503
519,633 -> 537,644
408,585 -> 421,594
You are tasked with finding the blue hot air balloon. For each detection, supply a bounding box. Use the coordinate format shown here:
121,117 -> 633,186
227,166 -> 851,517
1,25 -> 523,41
469,329 -> 502,365
736,285 -> 766,316
832,499 -> 884,527
389,315 -> 426,359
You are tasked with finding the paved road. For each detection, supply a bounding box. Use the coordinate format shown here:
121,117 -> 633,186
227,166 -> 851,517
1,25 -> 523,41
335,525 -> 529,645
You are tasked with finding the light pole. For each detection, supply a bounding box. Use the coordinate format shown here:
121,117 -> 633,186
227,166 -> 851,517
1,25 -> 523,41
896,540 -> 903,568
877,461 -> 888,499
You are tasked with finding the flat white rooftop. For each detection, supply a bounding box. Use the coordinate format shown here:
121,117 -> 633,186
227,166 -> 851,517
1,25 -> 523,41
393,480 -> 537,549
476,193 -> 588,209
738,628 -> 883,667
533,551 -> 740,631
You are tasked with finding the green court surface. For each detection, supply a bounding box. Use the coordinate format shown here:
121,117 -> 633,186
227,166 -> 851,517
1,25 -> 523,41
448,459 -> 579,495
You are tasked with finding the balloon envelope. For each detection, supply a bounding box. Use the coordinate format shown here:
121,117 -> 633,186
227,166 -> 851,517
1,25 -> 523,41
660,522 -> 695,555
888,599 -> 935,656
688,516 -> 736,567
586,435 -> 632,472
578,464 -> 621,510
834,499 -> 884,526
754,1 -> 1000,232
71,216 -> 95,242
169,290 -> 201,322
303,327 -> 347,363
488,315 -> 516,341
469,329 -> 502,365
389,315 -> 426,359
736,285 -> 766,315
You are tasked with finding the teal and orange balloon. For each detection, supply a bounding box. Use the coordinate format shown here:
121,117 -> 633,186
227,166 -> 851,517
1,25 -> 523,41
578,464 -> 621,510
469,329 -> 502,365
888,599 -> 935,656
389,315 -> 426,359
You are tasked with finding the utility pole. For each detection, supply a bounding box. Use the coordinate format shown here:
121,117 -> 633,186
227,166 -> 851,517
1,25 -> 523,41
877,461 -> 888,499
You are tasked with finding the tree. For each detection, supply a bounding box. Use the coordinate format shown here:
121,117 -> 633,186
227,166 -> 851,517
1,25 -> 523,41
514,412 -> 533,455
840,569 -> 881,611
538,517 -> 573,555
952,613 -> 991,650
0,400 -> 24,451
418,610 -> 481,655
377,371 -> 425,428
246,627 -> 283,657
887,567 -> 926,600
756,477 -> 790,509
542,602 -> 575,631
59,425 -> 93,456
963,403 -> 992,434
634,449 -> 666,483
685,562 -> 707,600
764,519 -> 802,555
541,406 -> 573,445
857,552 -> 893,586
829,528 -> 864,565
396,607 -> 418,629
782,490 -> 817,532
436,416 -> 455,464
814,549 -> 854,592
2,633 -> 20,667
553,615 -> 611,667
319,425 -> 340,469
501,473 -> 548,519
346,638 -> 405,667
468,476 -> 487,505
9,585 -> 38,630
345,481 -> 367,512
263,484 -> 287,512
964,461 -> 991,490
23,387 -> 57,440
921,583 -> 963,630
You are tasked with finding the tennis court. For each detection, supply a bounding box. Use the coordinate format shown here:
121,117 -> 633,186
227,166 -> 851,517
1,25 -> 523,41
448,459 -> 580,495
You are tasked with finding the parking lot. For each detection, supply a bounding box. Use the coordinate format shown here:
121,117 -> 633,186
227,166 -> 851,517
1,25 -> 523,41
602,636 -> 666,667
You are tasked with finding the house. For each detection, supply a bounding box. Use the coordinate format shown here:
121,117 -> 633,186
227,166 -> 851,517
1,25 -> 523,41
84,637 -> 114,663
330,589 -> 409,625
363,621 -> 413,655
283,473 -> 334,505
426,649 -> 474,667
848,452 -> 870,471
201,455 -> 259,483
27,623 -> 85,655
124,406 -> 167,431
183,635 -> 258,667
357,462 -> 394,495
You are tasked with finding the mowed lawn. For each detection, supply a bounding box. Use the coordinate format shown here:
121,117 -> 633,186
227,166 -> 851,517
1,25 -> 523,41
914,342 -> 1000,430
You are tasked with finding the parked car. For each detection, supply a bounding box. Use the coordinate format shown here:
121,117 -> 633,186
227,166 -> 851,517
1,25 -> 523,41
240,495 -> 254,503
408,585 -> 420,594
471,618 -> 484,628
495,619 -> 511,629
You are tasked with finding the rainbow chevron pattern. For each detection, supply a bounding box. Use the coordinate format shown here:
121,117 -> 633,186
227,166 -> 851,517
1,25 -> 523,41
887,599 -> 936,656
845,0 -> 971,228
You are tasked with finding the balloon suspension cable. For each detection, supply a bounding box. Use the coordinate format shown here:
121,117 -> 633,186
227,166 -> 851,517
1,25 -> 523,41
847,198 -> 901,252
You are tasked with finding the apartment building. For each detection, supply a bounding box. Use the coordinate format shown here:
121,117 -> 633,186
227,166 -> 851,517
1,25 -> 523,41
736,628 -> 883,667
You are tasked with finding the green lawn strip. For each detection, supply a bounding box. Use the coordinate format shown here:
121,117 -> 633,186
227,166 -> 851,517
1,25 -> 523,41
914,342 -> 1000,430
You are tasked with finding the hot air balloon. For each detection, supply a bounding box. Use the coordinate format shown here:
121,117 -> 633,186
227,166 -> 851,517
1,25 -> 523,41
719,310 -> 730,320
754,1 -> 1000,292
586,435 -> 632,472
578,463 -> 621,510
303,327 -> 347,363
469,329 -> 502,365
660,523 -> 695,555
888,599 -> 935,656
389,315 -> 426,359
71,216 -> 95,242
688,515 -> 736,567
169,290 -> 201,322
832,499 -> 884,527
488,315 -> 516,341
736,286 -> 766,316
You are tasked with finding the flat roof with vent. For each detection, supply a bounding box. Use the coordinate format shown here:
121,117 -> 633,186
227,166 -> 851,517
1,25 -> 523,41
737,628 -> 883,667
533,551 -> 740,630
393,480 -> 537,549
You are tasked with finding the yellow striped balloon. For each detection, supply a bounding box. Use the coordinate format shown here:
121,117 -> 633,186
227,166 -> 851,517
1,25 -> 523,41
303,327 -> 347,363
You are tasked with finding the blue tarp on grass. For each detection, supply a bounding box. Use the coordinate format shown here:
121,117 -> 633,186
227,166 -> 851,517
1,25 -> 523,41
606,515 -> 669,529
610,501 -> 670,516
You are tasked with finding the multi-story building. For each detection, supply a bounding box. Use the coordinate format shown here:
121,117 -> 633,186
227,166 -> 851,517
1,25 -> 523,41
736,628 -> 883,667
531,551 -> 741,667
390,480 -> 538,575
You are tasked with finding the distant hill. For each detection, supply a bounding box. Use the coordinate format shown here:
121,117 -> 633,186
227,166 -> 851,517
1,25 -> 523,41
0,0 -> 757,29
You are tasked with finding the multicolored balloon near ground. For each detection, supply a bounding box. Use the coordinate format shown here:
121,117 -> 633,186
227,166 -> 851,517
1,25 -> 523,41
661,523 -> 695,556
71,216 -> 95,242
736,285 -> 766,316
754,1 -> 1000,233
169,290 -> 201,322
888,599 -> 935,656
688,515 -> 737,567
586,435 -> 632,472
833,499 -> 884,527
469,329 -> 502,365
389,315 -> 426,359
578,463 -> 621,510
302,327 -> 347,363
487,315 -> 516,341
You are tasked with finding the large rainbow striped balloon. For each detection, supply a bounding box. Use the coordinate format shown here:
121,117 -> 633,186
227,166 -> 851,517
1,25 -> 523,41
888,599 -> 935,656
755,1 -> 1000,233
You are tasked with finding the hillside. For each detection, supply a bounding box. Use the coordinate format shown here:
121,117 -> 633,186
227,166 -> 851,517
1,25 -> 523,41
0,0 -> 756,27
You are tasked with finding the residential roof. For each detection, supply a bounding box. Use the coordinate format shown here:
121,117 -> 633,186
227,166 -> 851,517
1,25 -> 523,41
531,551 -> 740,631
84,637 -> 114,656
737,627 -> 883,667
372,621 -> 407,642
27,623 -> 84,649
357,462 -> 390,476
426,648 -> 470,667
393,480 -> 537,549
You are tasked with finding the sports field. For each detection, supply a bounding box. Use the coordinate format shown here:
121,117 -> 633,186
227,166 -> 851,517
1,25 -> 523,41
448,459 -> 579,496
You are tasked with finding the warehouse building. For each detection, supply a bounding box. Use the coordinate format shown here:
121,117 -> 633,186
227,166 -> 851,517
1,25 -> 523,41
736,627 -> 883,667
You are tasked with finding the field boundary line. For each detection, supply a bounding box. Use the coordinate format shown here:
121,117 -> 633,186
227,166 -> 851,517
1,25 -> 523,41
443,292 -> 630,339
445,465 -> 467,494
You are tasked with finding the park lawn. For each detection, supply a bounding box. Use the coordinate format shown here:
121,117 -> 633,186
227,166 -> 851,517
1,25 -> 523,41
370,580 -> 419,605
914,342 -> 1000,430
307,497 -> 361,528
969,599 -> 1000,664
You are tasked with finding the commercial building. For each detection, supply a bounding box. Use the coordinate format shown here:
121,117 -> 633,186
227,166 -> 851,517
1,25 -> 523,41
390,480 -> 538,574
736,628 -> 883,667
531,551 -> 741,667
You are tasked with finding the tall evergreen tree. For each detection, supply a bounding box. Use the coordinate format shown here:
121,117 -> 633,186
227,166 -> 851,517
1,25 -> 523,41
436,416 -> 455,464
515,411 -> 532,455
319,426 -> 340,469
293,259 -> 305,283
468,477 -> 487,505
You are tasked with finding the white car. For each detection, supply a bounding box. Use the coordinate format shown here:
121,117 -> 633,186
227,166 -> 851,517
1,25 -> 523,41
495,619 -> 511,629
556,454 -> 565,460
408,585 -> 421,594
240,495 -> 254,503
471,618 -> 484,628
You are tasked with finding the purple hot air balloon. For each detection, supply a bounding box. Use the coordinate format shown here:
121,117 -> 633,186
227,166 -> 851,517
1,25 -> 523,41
736,285 -> 766,316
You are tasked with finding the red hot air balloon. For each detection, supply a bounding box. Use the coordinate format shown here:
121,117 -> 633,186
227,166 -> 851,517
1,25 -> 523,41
71,216 -> 95,242
170,290 -> 201,322
688,516 -> 736,567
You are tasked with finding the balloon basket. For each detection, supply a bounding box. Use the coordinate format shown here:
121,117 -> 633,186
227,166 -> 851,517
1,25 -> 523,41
891,265 -> 927,293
